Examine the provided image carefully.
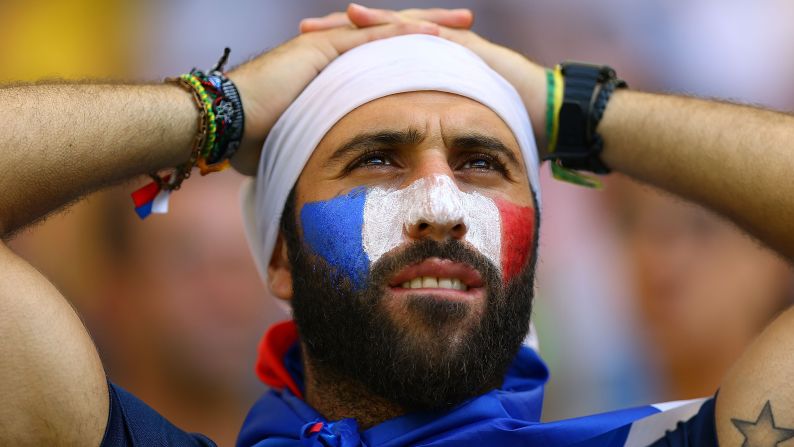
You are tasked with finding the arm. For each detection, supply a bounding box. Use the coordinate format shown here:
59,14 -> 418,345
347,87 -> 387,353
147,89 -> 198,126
598,90 -> 794,446
0,17 -> 454,444
490,41 -> 794,447
600,91 -> 794,261
0,83 -> 195,237
0,82 -> 194,447
0,242 -> 110,445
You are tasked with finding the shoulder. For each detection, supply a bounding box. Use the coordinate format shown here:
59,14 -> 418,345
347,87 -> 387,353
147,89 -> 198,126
101,381 -> 216,447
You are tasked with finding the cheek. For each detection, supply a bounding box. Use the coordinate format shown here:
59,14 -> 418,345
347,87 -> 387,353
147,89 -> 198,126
494,199 -> 536,283
300,189 -> 370,288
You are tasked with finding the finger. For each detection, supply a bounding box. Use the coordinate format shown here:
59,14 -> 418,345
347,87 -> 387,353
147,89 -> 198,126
346,3 -> 399,27
399,8 -> 474,29
315,20 -> 440,61
346,4 -> 473,29
300,12 -> 351,33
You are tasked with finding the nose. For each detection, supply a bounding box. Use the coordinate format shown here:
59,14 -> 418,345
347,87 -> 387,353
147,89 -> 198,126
403,175 -> 469,242
406,218 -> 468,241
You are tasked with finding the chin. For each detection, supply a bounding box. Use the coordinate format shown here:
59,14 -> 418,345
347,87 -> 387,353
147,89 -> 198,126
384,292 -> 485,337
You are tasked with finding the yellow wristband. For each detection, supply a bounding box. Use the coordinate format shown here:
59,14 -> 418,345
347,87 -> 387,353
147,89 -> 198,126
547,65 -> 564,154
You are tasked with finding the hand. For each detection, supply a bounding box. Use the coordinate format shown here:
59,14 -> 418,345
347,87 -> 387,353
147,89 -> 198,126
299,3 -> 474,33
438,28 -> 548,150
228,4 -> 472,175
301,4 -> 549,152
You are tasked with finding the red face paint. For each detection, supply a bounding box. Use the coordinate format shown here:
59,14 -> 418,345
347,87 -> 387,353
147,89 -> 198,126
495,198 -> 536,284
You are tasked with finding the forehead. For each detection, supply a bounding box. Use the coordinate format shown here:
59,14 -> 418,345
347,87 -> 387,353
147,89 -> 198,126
310,91 -> 524,166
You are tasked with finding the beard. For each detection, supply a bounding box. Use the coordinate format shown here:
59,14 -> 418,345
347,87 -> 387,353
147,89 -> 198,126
287,229 -> 537,411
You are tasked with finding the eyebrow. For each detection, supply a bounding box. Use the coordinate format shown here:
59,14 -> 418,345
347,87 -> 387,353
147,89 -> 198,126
325,128 -> 426,167
450,133 -> 521,169
324,128 -> 521,170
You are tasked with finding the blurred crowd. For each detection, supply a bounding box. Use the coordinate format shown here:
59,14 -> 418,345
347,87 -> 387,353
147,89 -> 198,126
3,1 -> 793,446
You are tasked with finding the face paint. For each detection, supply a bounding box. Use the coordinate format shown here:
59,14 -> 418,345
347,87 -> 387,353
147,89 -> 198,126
494,198 -> 535,282
300,175 -> 535,288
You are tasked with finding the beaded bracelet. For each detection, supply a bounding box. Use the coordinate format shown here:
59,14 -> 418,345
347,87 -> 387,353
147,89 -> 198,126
131,48 -> 245,219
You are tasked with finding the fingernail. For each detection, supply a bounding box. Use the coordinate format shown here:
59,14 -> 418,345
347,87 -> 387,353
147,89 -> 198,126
349,3 -> 365,9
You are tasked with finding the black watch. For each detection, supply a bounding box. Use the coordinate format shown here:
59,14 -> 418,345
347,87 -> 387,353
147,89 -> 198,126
552,62 -> 626,174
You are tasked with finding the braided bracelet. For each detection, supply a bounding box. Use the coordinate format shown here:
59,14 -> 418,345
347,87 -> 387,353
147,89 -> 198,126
131,48 -> 245,219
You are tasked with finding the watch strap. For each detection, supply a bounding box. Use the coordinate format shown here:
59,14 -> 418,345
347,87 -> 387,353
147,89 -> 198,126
551,62 -> 626,174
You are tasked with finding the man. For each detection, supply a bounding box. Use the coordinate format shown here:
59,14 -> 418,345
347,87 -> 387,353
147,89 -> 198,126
1,4 -> 793,446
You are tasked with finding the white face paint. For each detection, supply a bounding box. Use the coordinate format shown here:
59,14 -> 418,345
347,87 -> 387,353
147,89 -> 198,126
361,175 -> 502,270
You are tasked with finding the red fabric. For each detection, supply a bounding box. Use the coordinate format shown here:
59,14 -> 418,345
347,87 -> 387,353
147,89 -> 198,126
495,199 -> 535,283
130,175 -> 172,207
255,320 -> 303,399
131,181 -> 161,207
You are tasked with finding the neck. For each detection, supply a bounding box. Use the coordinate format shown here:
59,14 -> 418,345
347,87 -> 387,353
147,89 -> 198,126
303,356 -> 406,430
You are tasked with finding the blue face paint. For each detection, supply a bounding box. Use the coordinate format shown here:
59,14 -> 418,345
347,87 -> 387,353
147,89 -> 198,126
300,187 -> 371,288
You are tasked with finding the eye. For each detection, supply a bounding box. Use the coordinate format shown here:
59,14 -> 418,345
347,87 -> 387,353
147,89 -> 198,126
463,157 -> 495,170
359,154 -> 392,167
346,150 -> 397,173
460,154 -> 505,172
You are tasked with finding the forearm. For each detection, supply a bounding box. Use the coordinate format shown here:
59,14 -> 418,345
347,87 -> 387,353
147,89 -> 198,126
600,90 -> 794,259
0,82 -> 195,237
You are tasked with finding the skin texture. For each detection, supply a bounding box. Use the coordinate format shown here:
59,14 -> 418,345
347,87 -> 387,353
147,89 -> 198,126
266,91 -> 535,426
1,3 -> 794,445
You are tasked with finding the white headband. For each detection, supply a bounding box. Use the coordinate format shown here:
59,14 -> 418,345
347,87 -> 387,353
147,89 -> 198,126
242,34 -> 541,293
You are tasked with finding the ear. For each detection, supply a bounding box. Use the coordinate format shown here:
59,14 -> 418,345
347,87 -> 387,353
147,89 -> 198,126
268,233 -> 294,301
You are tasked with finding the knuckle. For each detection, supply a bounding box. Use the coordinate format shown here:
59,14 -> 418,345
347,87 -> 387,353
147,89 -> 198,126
396,21 -> 412,32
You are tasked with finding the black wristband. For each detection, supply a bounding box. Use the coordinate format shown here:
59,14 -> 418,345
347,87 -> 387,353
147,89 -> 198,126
547,62 -> 626,174
210,74 -> 245,164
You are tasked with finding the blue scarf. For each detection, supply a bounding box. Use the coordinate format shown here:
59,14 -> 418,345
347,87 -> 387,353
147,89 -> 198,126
237,321 -> 684,447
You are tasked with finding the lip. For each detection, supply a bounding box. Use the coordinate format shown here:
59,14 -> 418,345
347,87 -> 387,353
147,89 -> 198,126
387,286 -> 484,304
388,257 -> 485,289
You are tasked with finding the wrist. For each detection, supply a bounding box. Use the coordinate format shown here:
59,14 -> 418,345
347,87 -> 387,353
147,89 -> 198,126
514,62 -> 548,154
545,62 -> 626,178
161,82 -> 201,167
132,50 -> 248,219
596,88 -> 631,171
226,70 -> 269,176
226,45 -> 296,176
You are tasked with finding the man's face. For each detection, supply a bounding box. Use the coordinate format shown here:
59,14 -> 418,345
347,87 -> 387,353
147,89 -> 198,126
270,91 -> 538,410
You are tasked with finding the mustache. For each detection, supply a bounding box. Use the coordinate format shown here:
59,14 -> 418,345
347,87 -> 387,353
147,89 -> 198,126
366,238 -> 500,289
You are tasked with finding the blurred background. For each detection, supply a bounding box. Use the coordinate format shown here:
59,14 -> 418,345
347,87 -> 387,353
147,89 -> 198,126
3,1 -> 793,445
